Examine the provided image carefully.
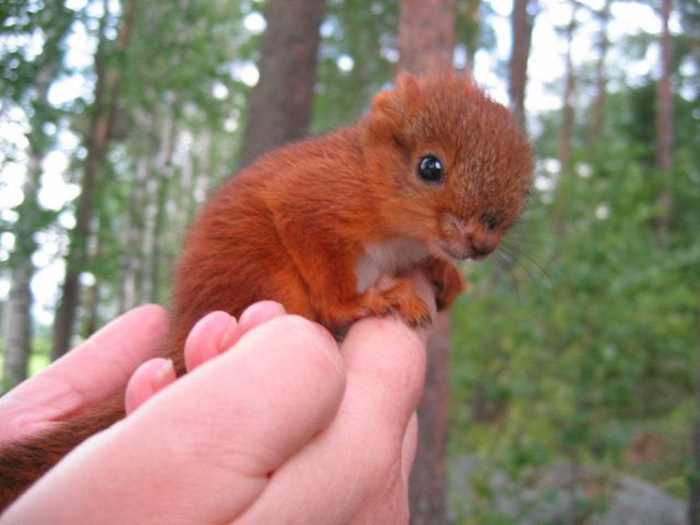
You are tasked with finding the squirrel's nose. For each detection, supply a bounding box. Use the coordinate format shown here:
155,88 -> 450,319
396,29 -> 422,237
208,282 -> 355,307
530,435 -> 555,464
465,231 -> 497,259
462,217 -> 499,259
438,213 -> 501,260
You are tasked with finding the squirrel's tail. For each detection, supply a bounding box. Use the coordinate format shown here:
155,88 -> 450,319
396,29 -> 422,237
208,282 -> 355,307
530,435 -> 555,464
0,394 -> 124,512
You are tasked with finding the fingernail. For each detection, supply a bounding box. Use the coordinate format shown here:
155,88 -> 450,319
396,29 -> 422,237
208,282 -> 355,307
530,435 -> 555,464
152,358 -> 176,391
239,301 -> 286,331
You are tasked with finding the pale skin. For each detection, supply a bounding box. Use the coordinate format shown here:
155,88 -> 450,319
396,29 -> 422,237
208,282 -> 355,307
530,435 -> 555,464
0,274 -> 437,524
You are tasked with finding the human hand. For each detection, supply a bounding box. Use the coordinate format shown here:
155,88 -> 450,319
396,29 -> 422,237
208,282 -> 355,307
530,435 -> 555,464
2,274 -> 435,524
0,304 -> 168,447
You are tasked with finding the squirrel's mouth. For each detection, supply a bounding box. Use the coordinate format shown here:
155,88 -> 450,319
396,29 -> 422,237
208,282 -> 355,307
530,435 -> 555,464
430,240 -> 489,261
445,244 -> 488,261
431,235 -> 498,261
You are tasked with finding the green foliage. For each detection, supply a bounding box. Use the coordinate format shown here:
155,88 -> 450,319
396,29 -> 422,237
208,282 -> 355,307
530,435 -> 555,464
0,0 -> 75,103
80,0 -> 258,312
449,58 -> 700,518
0,0 -> 75,270
2,0 -> 699,519
312,0 -> 398,133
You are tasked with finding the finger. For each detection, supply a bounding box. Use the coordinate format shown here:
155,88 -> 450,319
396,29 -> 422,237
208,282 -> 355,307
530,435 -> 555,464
142,303 -> 288,407
0,304 -> 168,443
236,314 -> 428,524
237,301 -> 286,335
401,412 -> 419,485
330,270 -> 432,437
3,316 -> 346,524
340,314 -> 428,443
184,303 -> 286,372
124,358 -> 176,415
184,311 -> 237,371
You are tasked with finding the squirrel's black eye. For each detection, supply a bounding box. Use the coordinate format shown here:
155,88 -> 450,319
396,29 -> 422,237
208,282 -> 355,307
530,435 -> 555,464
417,155 -> 444,184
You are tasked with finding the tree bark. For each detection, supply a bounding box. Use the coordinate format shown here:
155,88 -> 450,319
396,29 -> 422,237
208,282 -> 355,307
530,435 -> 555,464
146,100 -> 178,305
691,304 -> 700,525
187,128 -> 213,225
557,1 -> 577,175
409,313 -> 451,524
509,0 -> 534,130
3,152 -> 39,391
3,5 -> 73,387
398,0 -> 455,75
51,1 -> 137,360
120,153 -> 149,312
81,280 -> 100,339
238,0 -> 327,168
654,0 -> 673,242
2,260 -> 33,392
149,159 -> 172,305
589,0 -> 612,150
554,0 -> 578,238
397,2 -> 456,523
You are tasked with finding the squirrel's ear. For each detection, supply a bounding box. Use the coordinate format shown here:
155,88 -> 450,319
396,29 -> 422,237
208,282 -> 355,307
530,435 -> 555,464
368,73 -> 421,142
371,73 -> 420,121
395,72 -> 421,100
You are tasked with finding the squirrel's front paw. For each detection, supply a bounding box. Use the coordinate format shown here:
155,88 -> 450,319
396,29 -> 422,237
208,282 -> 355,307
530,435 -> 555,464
363,276 -> 432,328
423,257 -> 466,311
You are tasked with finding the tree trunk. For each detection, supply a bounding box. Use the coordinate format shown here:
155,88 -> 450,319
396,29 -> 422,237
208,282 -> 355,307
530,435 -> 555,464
509,0 -> 534,129
557,1 -> 577,174
146,100 -> 178,305
654,0 -> 673,242
410,313 -> 451,524
149,165 -> 172,305
3,6 -> 73,386
491,0 -> 536,289
120,153 -> 149,312
187,128 -> 213,225
689,305 -> 700,525
81,280 -> 100,339
3,149 -> 40,391
2,260 -> 33,392
116,106 -> 158,313
397,2 -> 456,523
238,0 -> 327,168
554,0 -> 578,238
51,1 -> 137,360
589,0 -> 612,151
398,0 -> 455,75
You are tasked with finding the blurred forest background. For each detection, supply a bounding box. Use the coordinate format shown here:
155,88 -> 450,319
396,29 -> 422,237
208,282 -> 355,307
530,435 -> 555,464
1,0 -> 699,523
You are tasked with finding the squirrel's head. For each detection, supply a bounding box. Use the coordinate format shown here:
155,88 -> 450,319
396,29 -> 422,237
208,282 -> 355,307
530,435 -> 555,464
364,73 -> 532,261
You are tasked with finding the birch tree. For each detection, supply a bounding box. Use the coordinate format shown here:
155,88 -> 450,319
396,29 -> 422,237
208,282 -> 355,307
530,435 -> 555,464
1,1 -> 74,389
51,0 -> 137,359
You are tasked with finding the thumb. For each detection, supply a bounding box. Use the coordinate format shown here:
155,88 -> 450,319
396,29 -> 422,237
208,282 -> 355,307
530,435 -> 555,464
2,316 -> 346,525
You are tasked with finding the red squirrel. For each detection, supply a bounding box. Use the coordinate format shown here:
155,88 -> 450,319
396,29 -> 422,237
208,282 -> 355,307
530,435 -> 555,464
0,73 -> 532,509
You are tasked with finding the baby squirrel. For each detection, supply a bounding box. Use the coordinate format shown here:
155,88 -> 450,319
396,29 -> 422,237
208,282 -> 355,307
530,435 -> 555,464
0,73 -> 532,509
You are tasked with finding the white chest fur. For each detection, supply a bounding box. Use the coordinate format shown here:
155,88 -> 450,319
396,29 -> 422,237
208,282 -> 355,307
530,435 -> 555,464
354,237 -> 430,293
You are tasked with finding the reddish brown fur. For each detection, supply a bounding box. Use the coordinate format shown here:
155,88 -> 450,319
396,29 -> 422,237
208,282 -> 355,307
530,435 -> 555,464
0,74 -> 532,510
